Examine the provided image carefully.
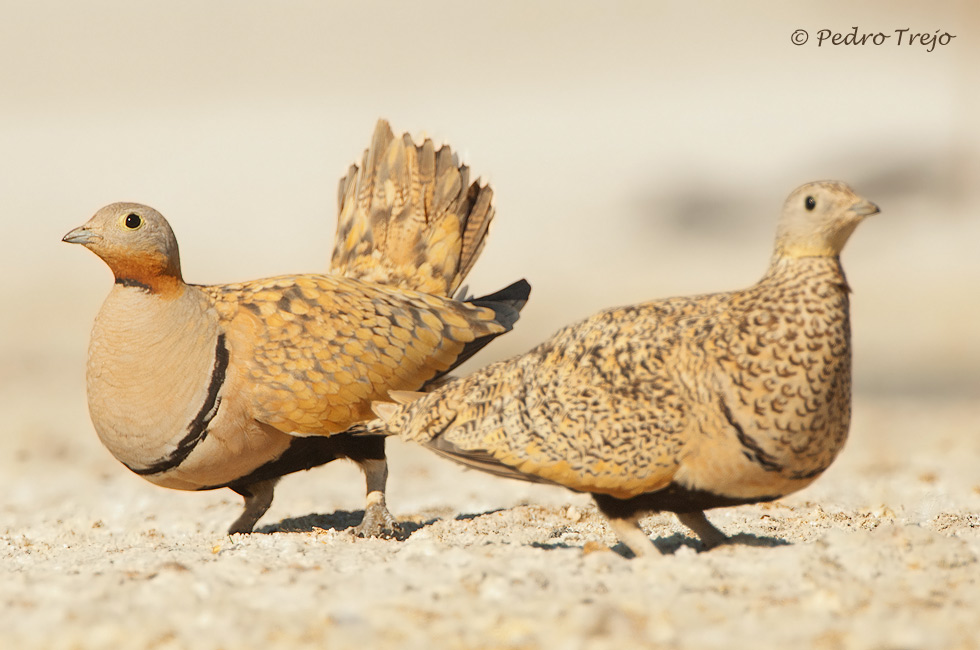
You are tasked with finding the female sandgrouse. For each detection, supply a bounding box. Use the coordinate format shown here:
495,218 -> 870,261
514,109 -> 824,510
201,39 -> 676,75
374,181 -> 878,557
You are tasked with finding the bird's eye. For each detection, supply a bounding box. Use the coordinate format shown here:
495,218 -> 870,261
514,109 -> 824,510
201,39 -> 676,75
124,213 -> 143,229
805,196 -> 816,211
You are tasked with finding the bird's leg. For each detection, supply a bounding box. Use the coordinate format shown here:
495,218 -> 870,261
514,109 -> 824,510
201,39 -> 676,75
592,493 -> 660,557
352,457 -> 399,538
228,477 -> 279,534
604,515 -> 661,558
675,511 -> 728,550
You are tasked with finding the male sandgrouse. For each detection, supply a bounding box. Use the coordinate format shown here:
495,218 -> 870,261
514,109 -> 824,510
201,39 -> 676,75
373,181 -> 877,557
65,120 -> 529,535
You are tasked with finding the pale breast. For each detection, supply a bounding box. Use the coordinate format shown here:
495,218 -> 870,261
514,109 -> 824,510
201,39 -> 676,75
86,285 -> 221,471
690,258 -> 853,492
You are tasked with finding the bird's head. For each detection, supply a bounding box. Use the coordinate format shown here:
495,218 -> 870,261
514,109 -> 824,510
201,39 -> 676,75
63,203 -> 183,293
773,181 -> 879,260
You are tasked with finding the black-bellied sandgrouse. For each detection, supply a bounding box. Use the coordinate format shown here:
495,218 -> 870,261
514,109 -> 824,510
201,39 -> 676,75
373,181 -> 877,557
64,120 -> 529,536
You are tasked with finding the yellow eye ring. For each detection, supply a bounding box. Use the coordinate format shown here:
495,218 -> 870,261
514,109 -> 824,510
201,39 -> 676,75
122,213 -> 144,230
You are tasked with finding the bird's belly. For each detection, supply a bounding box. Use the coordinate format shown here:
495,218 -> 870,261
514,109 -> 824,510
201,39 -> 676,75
139,420 -> 295,491
86,355 -> 215,473
89,361 -> 298,491
673,424 -> 837,501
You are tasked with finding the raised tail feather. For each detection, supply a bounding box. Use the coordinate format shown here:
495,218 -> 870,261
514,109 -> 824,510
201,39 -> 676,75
331,119 -> 495,298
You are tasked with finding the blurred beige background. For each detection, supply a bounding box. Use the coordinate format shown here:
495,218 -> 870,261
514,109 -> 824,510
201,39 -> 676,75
1,4 -> 978,648
1,0 -> 977,460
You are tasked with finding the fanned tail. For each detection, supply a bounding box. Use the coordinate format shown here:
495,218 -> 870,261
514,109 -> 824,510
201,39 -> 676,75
331,119 -> 495,298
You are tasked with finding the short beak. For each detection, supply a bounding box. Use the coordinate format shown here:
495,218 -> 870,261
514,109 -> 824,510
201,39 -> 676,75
62,226 -> 100,245
849,200 -> 880,218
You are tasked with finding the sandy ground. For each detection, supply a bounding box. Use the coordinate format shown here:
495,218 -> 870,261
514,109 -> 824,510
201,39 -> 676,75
1,393 -> 978,649
2,2 -> 979,649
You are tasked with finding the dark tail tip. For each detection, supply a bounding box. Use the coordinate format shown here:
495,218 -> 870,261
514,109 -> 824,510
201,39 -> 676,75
469,279 -> 531,325
429,279 -> 531,381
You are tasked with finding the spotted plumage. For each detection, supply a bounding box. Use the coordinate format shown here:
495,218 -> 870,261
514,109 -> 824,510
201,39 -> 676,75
66,120 -> 529,535
373,181 -> 878,557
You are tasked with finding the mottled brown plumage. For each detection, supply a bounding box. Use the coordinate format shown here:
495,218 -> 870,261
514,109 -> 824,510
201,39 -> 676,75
65,121 -> 528,535
373,181 -> 878,557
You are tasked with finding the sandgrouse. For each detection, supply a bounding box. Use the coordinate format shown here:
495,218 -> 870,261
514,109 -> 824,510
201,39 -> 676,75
373,181 -> 878,557
64,120 -> 529,536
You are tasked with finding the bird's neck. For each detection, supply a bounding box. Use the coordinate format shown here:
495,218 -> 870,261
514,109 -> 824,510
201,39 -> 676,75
113,272 -> 183,297
762,255 -> 850,294
103,247 -> 184,297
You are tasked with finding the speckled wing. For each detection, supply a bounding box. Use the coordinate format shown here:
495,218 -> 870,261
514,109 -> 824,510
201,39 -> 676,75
383,307 -> 696,499
331,119 -> 494,297
205,274 -> 506,437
